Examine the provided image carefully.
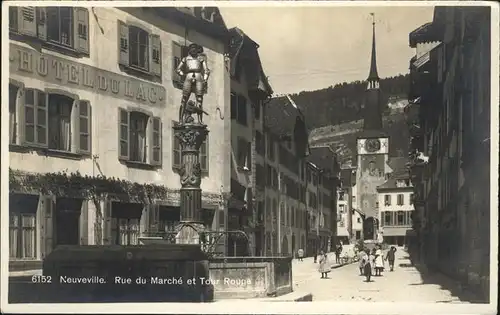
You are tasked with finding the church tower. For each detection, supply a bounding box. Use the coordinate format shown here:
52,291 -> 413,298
356,14 -> 390,241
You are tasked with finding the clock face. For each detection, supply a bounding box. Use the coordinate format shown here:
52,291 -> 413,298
365,139 -> 381,152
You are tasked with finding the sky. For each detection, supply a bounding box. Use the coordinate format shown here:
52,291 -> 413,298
219,5 -> 435,95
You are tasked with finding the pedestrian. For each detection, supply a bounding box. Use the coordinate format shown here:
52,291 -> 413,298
385,246 -> 397,271
358,249 -> 368,276
313,250 -> 318,263
363,249 -> 374,282
297,248 -> 304,262
373,248 -> 384,276
335,243 -> 342,264
318,251 -> 330,279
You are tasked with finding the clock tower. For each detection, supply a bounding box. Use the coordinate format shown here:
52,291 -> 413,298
356,14 -> 389,241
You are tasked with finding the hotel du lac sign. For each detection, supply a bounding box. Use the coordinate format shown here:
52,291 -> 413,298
9,43 -> 167,107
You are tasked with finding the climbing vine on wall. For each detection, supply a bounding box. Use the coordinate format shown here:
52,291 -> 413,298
9,168 -> 174,203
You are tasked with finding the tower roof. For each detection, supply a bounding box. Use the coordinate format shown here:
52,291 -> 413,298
367,14 -> 379,81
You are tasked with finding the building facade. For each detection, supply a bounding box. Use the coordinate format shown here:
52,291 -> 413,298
8,6 -> 230,271
408,6 -> 491,302
377,158 -> 415,246
227,27 -> 273,256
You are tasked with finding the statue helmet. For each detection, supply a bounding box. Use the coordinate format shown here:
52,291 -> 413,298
188,43 -> 203,54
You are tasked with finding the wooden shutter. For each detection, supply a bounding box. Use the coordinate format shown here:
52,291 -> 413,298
102,199 -> 113,245
172,126 -> 181,168
17,7 -> 37,37
149,116 -> 162,166
118,108 -> 129,160
117,20 -> 129,66
36,91 -> 48,147
172,41 -> 182,86
148,204 -> 160,234
36,7 -> 47,41
149,34 -> 161,77
79,199 -> 89,245
73,7 -> 90,54
77,100 -> 91,154
42,196 -> 54,259
22,88 -> 35,145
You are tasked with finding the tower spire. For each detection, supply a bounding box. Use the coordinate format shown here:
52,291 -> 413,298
368,13 -> 379,82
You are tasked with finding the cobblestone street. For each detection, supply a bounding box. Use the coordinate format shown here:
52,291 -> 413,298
291,248 -> 477,303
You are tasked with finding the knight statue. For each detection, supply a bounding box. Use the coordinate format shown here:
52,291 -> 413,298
176,43 -> 210,124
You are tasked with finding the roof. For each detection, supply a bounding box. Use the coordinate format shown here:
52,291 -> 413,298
387,157 -> 410,179
377,157 -> 411,190
229,27 -> 273,97
367,21 -> 379,81
265,96 -> 306,137
409,22 -> 440,47
306,146 -> 339,175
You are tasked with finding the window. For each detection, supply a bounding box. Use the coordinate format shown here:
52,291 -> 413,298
10,7 -> 89,55
338,191 -> 345,201
9,213 -> 36,259
383,211 -> 392,226
237,137 -> 251,170
14,88 -> 92,155
118,20 -> 161,77
384,194 -> 391,206
172,123 -> 208,172
119,108 -> 162,166
254,102 -> 261,120
111,217 -> 139,245
357,217 -> 361,223
230,93 -> 248,125
338,204 -> 345,214
410,193 -> 414,205
352,196 -> 356,203
397,194 -> 404,206
48,94 -> 73,151
9,84 -> 20,144
397,211 -> 405,225
255,131 -> 264,155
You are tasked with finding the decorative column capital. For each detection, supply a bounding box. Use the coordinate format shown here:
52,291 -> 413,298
174,123 -> 209,152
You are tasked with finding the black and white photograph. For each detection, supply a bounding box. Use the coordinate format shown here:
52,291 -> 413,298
1,1 -> 498,314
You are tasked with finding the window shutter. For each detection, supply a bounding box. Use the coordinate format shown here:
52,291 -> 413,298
42,196 -> 54,259
150,116 -> 162,166
103,199 -> 113,245
77,100 -> 91,154
148,204 -> 160,234
73,7 -> 90,54
17,7 -> 37,37
149,34 -> 161,77
118,108 -> 130,160
79,200 -> 89,245
172,127 -> 181,168
172,41 -> 182,86
200,135 -> 208,171
36,91 -> 48,147
36,7 -> 47,41
118,20 -> 129,66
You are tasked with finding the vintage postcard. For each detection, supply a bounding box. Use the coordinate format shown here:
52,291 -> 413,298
1,1 -> 498,314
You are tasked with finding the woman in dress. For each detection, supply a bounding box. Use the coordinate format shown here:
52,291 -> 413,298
374,248 -> 384,276
318,251 -> 330,279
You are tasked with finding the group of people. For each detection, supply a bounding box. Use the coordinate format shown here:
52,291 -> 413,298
357,245 -> 397,282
